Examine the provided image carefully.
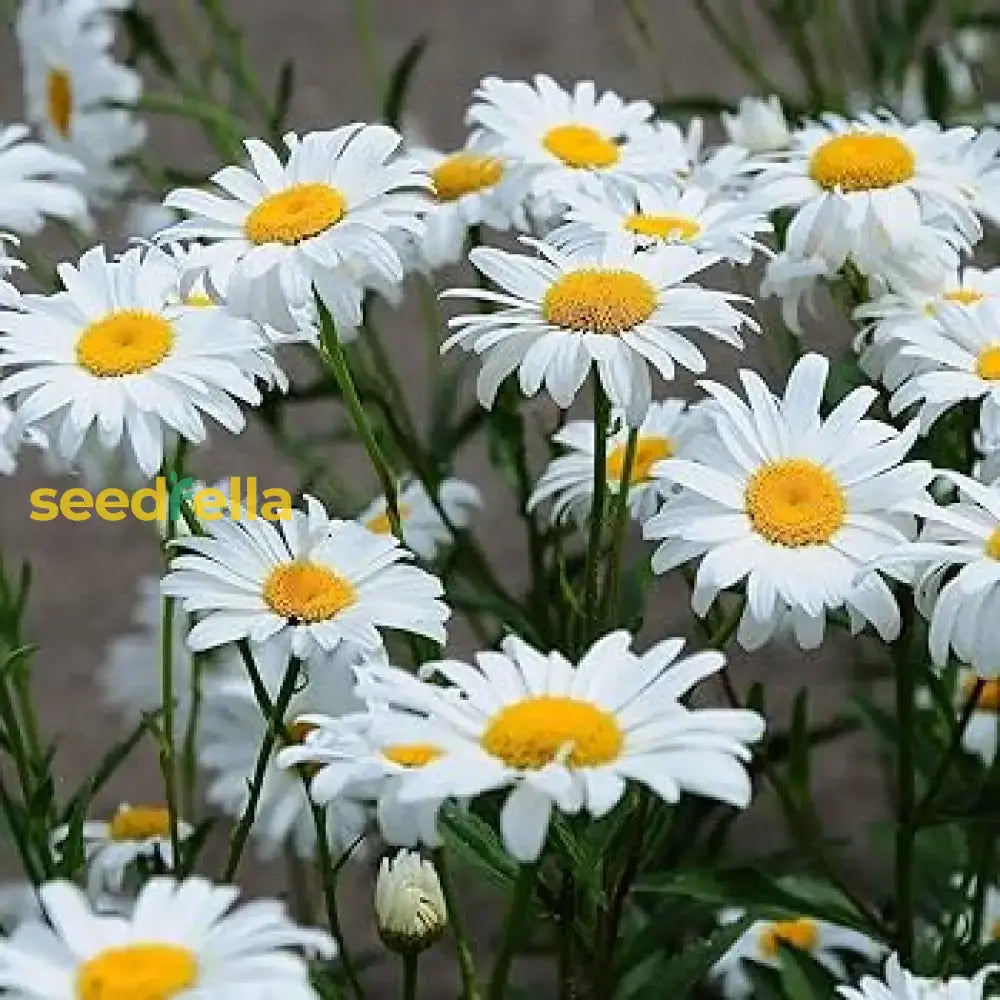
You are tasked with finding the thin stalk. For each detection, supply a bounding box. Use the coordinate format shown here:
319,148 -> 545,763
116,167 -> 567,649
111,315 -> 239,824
435,849 -> 480,1000
352,0 -> 385,106
894,597 -> 917,963
418,277 -> 443,423
488,865 -> 537,1000
600,428 -> 638,628
221,656 -> 301,881
180,650 -> 203,821
315,293 -> 402,537
582,379 -> 610,646
403,953 -> 418,1000
159,589 -> 183,871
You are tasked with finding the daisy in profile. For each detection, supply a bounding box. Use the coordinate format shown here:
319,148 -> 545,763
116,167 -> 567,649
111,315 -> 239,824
163,494 -> 449,657
408,138 -> 528,269
644,353 -> 933,650
548,183 -> 771,265
0,245 -> 282,479
442,237 -> 755,425
17,0 -> 145,206
712,912 -> 883,998
160,126 -> 428,336
840,954 -> 998,1000
51,804 -> 193,896
721,95 -> 792,154
357,477 -> 481,560
198,640 -> 369,860
466,75 -> 662,213
278,709 -> 458,849
0,239 -> 21,307
355,630 -> 765,863
0,877 -> 333,1000
529,398 -> 699,526
950,670 -> 1000,766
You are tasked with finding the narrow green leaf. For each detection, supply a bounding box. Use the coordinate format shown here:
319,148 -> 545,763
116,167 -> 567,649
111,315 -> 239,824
440,804 -> 519,889
381,36 -> 428,129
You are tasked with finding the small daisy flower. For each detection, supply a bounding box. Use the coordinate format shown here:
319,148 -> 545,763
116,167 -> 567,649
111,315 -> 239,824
644,353 -> 933,650
355,630 -> 764,863
0,876 -> 334,1000
465,74 -> 661,213
198,640 -> 369,860
51,804 -> 194,897
17,0 -> 145,207
442,237 -> 755,425
839,954 -> 998,1000
357,477 -> 481,560
721,95 -> 792,154
529,398 -> 698,526
0,245 -> 283,479
977,884 -> 1000,942
375,850 -> 448,955
951,670 -> 1000,766
548,183 -> 772,265
712,911 -> 884,998
163,494 -> 449,657
0,124 -> 88,235
161,126 -> 428,336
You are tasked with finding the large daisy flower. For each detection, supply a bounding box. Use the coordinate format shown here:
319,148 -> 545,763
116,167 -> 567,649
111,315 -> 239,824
198,640 -> 368,860
0,125 -> 88,235
442,237 -> 755,425
160,126 -> 428,336
357,477 -> 481,561
548,183 -> 772,265
0,245 -> 283,479
355,630 -> 764,863
839,954 -> 998,1000
162,494 -> 449,657
0,877 -> 333,1000
712,911 -> 883,998
643,353 -> 933,650
17,0 -> 145,207
529,398 -> 701,526
465,75 -> 661,215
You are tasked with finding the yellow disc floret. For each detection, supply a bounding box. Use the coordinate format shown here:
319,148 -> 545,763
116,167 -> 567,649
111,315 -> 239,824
986,527 -> 1000,560
76,311 -> 173,377
759,918 -> 819,958
77,944 -> 197,1000
244,183 -> 346,245
108,806 -> 172,842
47,68 -> 72,137
977,346 -> 1000,381
745,459 -> 847,547
607,435 -> 673,483
808,133 -> 915,192
543,124 -> 620,169
382,743 -> 444,767
542,268 -> 656,335
262,561 -> 356,622
624,213 -> 701,241
432,153 -> 504,202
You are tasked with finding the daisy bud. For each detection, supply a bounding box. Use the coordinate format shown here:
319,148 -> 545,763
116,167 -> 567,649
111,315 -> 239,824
375,851 -> 448,955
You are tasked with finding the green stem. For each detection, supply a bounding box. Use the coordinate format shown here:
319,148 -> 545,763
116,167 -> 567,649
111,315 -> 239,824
362,315 -> 421,449
403,953 -> 418,1000
159,588 -> 183,871
435,850 -> 481,1000
582,379 -> 610,647
221,656 -> 301,882
315,293 -> 402,538
488,866 -> 536,1000
894,597 -> 917,963
180,650 -> 203,822
352,0 -> 385,106
600,428 -> 638,629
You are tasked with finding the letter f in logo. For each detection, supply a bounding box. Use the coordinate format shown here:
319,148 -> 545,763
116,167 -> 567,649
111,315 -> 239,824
168,475 -> 194,525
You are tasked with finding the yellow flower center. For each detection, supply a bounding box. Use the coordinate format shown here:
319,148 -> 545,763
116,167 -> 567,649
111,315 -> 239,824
244,182 -> 346,245
107,806 -> 172,842
382,742 -> 444,767
481,696 -> 623,770
745,459 -> 846,547
759,918 -> 819,958
262,561 -> 356,622
366,503 -> 412,535
986,527 -> 1000,560
977,346 -> 1000,381
77,944 -> 196,1000
47,68 -> 73,137
624,213 -> 701,241
431,153 -> 504,202
76,311 -> 174,377
542,268 -> 656,335
808,133 -> 915,192
963,675 -> 1000,713
944,289 -> 986,306
606,435 -> 673,484
183,293 -> 214,308
543,124 -> 620,169
287,720 -> 318,744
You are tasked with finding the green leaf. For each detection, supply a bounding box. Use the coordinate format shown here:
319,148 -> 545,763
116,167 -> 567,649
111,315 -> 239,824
787,689 -> 811,808
921,44 -> 949,122
381,36 -> 428,129
270,60 -> 295,137
777,941 -> 838,1000
121,7 -> 178,77
440,804 -> 519,889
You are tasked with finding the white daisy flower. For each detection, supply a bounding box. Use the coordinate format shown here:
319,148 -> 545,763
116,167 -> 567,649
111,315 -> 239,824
465,74 -> 661,214
408,139 -> 529,269
548,183 -> 772,265
529,398 -> 699,526
198,640 -> 369,860
17,0 -> 145,207
279,708 -> 463,849
712,912 -> 884,998
355,630 -> 764,863
876,471 -> 1000,676
123,200 -> 179,241
721,95 -> 792,154
839,954 -> 998,1000
885,299 -> 1000,433
442,237 -> 755,425
0,876 -> 333,1000
0,125 -> 88,235
357,477 -> 481,560
375,850 -> 448,955
51,804 -> 194,897
978,884 -> 1000,942
160,126 -> 428,336
0,884 -> 40,932
0,245 -> 283,479
162,494 -> 449,658
643,353 -> 933,650
950,670 -> 1000,766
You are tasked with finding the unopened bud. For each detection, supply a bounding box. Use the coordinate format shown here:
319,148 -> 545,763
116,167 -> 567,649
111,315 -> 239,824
374,850 -> 447,955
